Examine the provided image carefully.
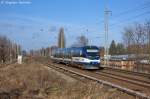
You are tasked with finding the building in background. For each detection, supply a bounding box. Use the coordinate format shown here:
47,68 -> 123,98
58,27 -> 66,48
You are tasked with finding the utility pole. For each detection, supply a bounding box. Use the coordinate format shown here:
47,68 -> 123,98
104,0 -> 111,67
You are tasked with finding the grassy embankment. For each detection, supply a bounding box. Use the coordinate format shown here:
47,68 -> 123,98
0,59 -> 134,99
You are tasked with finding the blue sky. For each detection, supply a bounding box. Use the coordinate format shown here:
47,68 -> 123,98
0,0 -> 150,51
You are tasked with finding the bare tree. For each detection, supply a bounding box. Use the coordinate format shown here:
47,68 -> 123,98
123,23 -> 146,54
72,35 -> 88,47
133,23 -> 146,58
0,36 -> 8,63
0,36 -> 21,63
122,21 -> 148,60
122,26 -> 134,54
145,20 -> 150,60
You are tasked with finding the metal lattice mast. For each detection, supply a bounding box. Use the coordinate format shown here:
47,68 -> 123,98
104,0 -> 111,66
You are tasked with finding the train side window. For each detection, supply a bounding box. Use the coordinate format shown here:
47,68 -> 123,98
71,50 -> 74,57
74,49 -> 79,57
80,50 -> 82,56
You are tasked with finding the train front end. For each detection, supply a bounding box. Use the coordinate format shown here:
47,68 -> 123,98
82,46 -> 100,69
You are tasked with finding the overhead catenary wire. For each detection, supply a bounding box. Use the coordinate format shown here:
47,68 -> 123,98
97,1 -> 150,25
110,2 -> 150,20
109,11 -> 150,29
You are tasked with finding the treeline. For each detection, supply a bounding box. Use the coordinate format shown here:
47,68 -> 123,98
0,36 -> 21,63
30,47 -> 53,57
109,40 -> 125,55
29,20 -> 150,60
109,20 -> 150,59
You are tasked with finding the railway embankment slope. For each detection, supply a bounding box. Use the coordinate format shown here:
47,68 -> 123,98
0,60 -> 134,99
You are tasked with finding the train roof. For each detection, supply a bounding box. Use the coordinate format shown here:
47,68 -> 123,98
71,45 -> 99,49
84,46 -> 99,49
54,46 -> 99,51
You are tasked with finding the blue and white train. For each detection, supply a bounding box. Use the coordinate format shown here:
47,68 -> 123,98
51,46 -> 100,69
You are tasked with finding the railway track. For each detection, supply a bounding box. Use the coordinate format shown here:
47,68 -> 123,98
95,68 -> 150,88
103,66 -> 150,78
95,71 -> 150,88
37,59 -> 150,99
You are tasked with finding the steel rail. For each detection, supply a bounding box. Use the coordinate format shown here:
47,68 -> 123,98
102,66 -> 150,78
95,71 -> 150,88
99,70 -> 150,84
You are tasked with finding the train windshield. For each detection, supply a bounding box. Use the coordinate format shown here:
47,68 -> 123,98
87,49 -> 99,53
85,48 -> 100,59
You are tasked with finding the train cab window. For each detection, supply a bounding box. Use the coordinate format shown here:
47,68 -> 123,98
65,49 -> 69,58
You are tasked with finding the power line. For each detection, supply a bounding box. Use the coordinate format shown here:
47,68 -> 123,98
110,2 -> 150,20
97,1 -> 150,25
109,4 -> 150,26
110,11 -> 150,29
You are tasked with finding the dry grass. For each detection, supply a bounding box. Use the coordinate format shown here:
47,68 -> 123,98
0,60 -> 134,99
